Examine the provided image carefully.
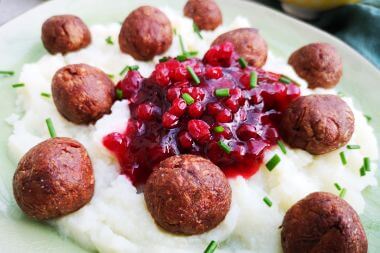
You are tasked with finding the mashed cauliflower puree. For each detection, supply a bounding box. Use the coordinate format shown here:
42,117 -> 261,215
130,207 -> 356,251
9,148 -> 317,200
7,8 -> 378,253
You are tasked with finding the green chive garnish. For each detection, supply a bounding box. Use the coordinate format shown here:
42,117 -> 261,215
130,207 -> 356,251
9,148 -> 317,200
238,57 -> 248,69
364,114 -> 372,122
277,140 -> 287,154
279,76 -> 291,84
40,92 -> 51,98
107,74 -> 115,79
337,91 -> 346,97
187,51 -> 198,57
215,88 -> 230,97
360,166 -> 366,176
12,83 -> 24,88
182,93 -> 194,105
263,196 -> 272,207
266,154 -> 281,171
119,65 -> 139,76
364,157 -> 371,171
339,151 -> 347,166
179,34 -> 186,55
204,240 -> 217,253
193,22 -> 203,39
116,89 -> 123,100
334,182 -> 342,191
0,70 -> 15,77
217,140 -> 231,154
186,66 -> 200,84
105,36 -> 114,45
347,145 -> 360,150
250,71 -> 257,88
339,188 -> 347,198
213,126 -> 224,133
173,28 -> 177,35
159,56 -> 169,63
45,118 -> 56,138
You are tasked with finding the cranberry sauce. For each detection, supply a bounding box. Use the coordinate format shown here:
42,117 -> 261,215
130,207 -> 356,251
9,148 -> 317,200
103,42 -> 300,185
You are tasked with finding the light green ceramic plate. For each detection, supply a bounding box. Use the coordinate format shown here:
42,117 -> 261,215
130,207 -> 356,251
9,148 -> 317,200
0,0 -> 379,252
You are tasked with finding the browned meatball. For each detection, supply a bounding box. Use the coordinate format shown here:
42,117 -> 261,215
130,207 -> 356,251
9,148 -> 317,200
41,15 -> 91,55
52,63 -> 115,125
184,0 -> 222,31
13,137 -> 94,220
280,94 -> 354,155
144,155 -> 231,235
288,43 -> 343,89
119,6 -> 173,61
212,28 -> 268,67
281,192 -> 367,253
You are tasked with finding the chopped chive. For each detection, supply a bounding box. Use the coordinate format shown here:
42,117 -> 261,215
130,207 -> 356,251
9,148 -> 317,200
187,51 -> 198,57
266,154 -> 281,171
215,88 -> 230,97
107,74 -> 115,79
178,34 -> 186,55
238,57 -> 248,69
250,71 -> 257,88
337,91 -> 346,97
263,196 -> 273,207
176,55 -> 188,62
279,75 -> 291,84
334,182 -> 342,191
40,92 -> 51,98
347,145 -> 360,150
45,118 -> 56,138
182,93 -> 194,105
0,70 -> 15,77
364,157 -> 371,172
116,89 -> 123,100
105,36 -> 114,45
277,140 -> 287,155
119,65 -> 139,76
204,240 -> 217,253
360,166 -> 366,176
12,83 -> 25,88
364,114 -> 372,122
213,126 -> 225,133
217,140 -> 231,154
173,28 -> 177,35
339,188 -> 347,198
186,66 -> 200,84
159,56 -> 169,63
193,22 -> 203,39
339,151 -> 347,166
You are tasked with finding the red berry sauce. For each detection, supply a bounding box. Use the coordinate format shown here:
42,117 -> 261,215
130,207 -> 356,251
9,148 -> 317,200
103,42 -> 300,186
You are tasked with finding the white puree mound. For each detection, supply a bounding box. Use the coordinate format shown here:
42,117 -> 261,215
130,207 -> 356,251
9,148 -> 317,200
7,8 -> 378,253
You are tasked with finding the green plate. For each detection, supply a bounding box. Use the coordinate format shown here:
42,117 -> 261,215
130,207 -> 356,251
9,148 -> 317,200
0,0 -> 379,252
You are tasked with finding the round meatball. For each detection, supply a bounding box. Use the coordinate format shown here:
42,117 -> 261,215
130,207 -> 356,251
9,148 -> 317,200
13,137 -> 94,220
280,94 -> 354,155
184,0 -> 222,31
41,15 -> 91,55
288,43 -> 343,89
119,6 -> 173,61
144,155 -> 231,235
212,28 -> 268,67
281,192 -> 367,253
52,63 -> 115,124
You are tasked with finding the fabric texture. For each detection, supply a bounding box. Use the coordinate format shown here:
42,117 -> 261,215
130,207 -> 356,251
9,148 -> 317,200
254,0 -> 380,68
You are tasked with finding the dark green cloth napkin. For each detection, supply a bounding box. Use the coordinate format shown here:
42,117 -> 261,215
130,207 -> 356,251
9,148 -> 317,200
254,0 -> 380,68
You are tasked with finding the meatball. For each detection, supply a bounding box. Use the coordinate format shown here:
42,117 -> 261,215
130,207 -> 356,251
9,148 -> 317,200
52,63 -> 115,124
41,15 -> 91,54
288,43 -> 343,89
119,6 -> 173,61
184,0 -> 222,31
280,94 -> 354,155
13,137 -> 94,220
144,155 -> 231,235
212,28 -> 268,67
281,192 -> 367,253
